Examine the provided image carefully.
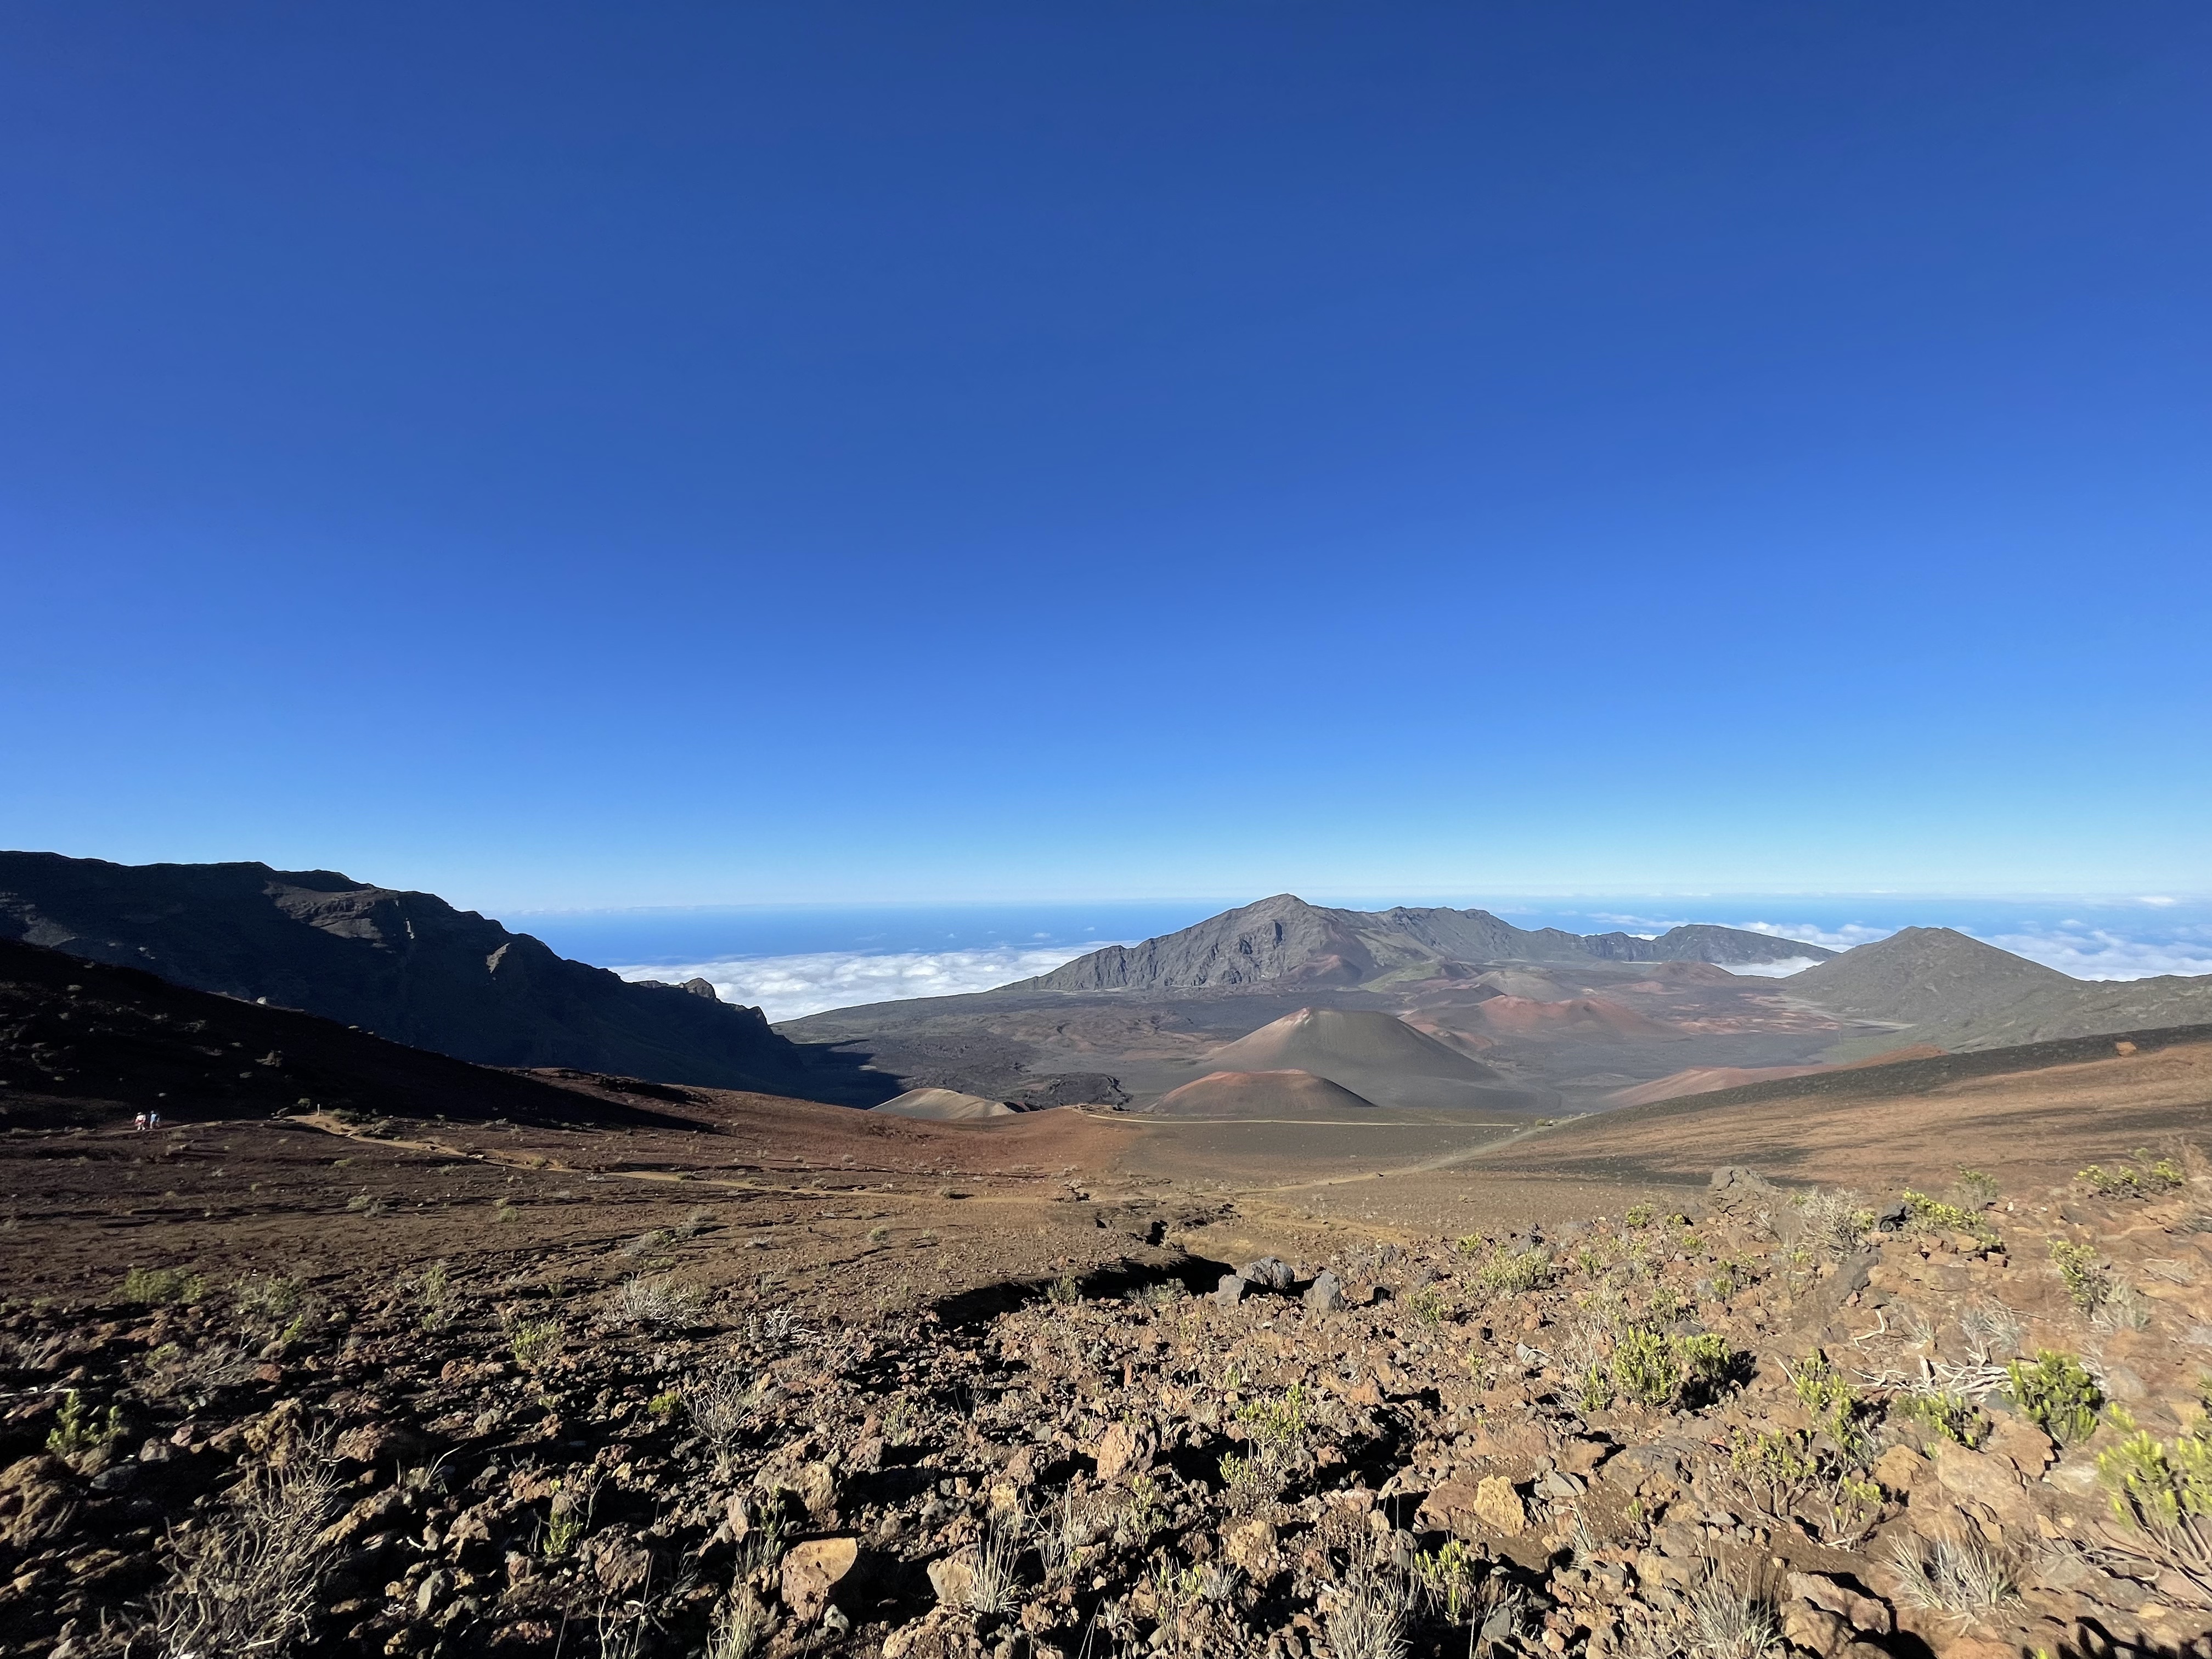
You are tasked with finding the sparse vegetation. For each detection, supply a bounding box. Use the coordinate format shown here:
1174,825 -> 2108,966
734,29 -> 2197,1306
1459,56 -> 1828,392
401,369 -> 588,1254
2098,1423 -> 2212,1596
1886,1533 -> 2021,1617
1474,1245 -> 1550,1296
121,1264 -> 207,1305
45,1389 -> 123,1457
1684,1579 -> 1784,1659
1894,1389 -> 1985,1447
611,1271 -> 704,1325
509,1316 -> 563,1373
149,1443 -> 340,1656
2006,1350 -> 2103,1445
1951,1165 -> 2002,1208
1959,1298 -> 2027,1363
2077,1151 -> 2188,1200
2050,1239 -> 2113,1312
1900,1188 -> 2001,1247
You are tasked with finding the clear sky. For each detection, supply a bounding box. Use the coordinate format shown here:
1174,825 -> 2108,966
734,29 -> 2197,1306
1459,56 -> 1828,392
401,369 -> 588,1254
3,3 -> 2206,909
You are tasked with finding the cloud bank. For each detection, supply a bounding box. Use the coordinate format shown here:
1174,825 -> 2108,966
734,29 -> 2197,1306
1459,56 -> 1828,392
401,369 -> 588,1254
616,943 -> 1121,1023
1984,926 -> 2212,981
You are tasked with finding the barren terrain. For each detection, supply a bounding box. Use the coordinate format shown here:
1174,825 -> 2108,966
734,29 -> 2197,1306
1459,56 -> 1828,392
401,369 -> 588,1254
7,939 -> 2212,1659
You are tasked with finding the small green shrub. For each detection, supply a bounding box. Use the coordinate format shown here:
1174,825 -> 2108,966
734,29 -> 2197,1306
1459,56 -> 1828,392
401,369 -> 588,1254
510,1318 -> 563,1373
1610,1328 -> 1679,1407
2006,1351 -> 2102,1446
1952,1167 -> 2001,1209
1412,1540 -> 1479,1623
46,1390 -> 123,1457
1236,1384 -> 1309,1464
1900,1190 -> 2001,1248
2050,1240 -> 2112,1312
1895,1391 -> 1987,1448
2077,1153 -> 2187,1201
1729,1426 -> 1818,1519
233,1272 -> 304,1339
1791,1351 -> 1875,1459
1577,1364 -> 1615,1413
2097,1425 -> 2212,1594
647,1390 -> 682,1420
1623,1203 -> 1656,1229
1475,1247 -> 1550,1296
121,1266 -> 207,1306
1607,1329 -> 1735,1409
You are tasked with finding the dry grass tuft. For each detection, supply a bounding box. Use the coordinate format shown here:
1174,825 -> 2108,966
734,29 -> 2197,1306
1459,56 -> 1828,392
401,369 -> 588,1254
149,1444 -> 340,1657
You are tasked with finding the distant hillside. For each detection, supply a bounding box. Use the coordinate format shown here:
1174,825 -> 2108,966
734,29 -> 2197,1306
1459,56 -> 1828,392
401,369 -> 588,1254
1197,1006 -> 1549,1113
0,852 -> 886,1100
869,1087 -> 1023,1120
1476,1021 -> 2212,1192
1785,927 -> 2212,1053
1013,894 -> 1830,994
1144,1068 -> 1379,1119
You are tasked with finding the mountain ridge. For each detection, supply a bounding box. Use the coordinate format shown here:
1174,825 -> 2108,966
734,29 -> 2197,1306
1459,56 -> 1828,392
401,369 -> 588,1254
0,851 -> 885,1099
1012,894 -> 1830,994
1782,926 -> 2212,1054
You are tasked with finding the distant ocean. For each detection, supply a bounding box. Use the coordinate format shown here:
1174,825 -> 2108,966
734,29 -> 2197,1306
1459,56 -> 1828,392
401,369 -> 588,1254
514,894 -> 2212,1025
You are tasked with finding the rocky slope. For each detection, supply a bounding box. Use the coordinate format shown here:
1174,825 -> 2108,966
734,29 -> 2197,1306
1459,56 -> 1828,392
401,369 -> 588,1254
1014,897 -> 1832,995
1786,928 -> 2212,1054
7,1146 -> 2210,1659
0,852 -> 877,1098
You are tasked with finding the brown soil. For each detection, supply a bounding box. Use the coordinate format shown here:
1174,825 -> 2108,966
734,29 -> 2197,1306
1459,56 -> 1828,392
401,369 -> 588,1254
7,945 -> 2212,1659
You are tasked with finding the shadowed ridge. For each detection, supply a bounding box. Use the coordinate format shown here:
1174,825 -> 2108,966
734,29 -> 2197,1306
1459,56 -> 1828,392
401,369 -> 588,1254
0,850 -> 893,1102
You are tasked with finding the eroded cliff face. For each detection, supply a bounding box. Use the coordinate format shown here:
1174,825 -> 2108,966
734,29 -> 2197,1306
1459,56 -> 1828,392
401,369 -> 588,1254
0,852 -> 878,1098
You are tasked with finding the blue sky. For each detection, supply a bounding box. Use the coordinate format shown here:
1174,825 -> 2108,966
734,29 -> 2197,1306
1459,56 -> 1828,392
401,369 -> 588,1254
2,3 -> 2206,909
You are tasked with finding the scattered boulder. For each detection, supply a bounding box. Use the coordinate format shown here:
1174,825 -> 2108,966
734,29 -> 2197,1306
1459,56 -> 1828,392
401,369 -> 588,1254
1223,1517 -> 1278,1573
1469,1477 -> 1522,1548
1090,1419 -> 1154,1482
1302,1270 -> 1344,1312
1706,1166 -> 1780,1213
924,1552 -> 975,1607
781,1537 -> 859,1622
1240,1257 -> 1295,1290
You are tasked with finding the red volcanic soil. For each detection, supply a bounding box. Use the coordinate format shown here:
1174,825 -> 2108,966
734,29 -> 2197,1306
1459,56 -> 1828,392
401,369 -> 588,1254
1603,1043 -> 1949,1108
1144,1068 -> 1379,1119
1603,1063 -> 1826,1107
1396,1015 -> 1497,1056
1465,994 -> 1673,1041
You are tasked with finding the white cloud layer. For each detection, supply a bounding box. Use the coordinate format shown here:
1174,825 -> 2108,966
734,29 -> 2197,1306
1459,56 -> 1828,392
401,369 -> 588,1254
1984,928 -> 2212,981
1722,956 -> 1828,978
616,943 -> 1121,1023
1734,920 -> 1899,952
